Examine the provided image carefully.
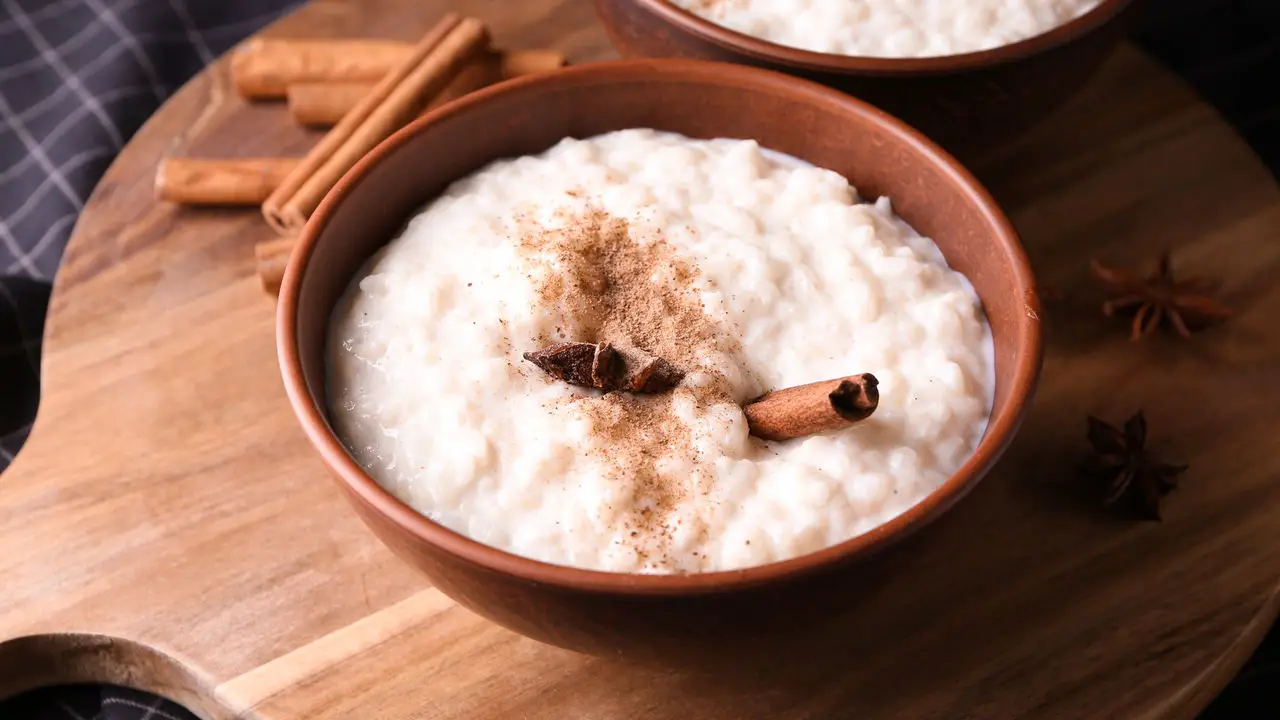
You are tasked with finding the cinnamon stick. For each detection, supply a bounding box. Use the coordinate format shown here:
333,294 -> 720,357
287,53 -> 498,127
285,49 -> 566,127
231,37 -> 414,99
499,49 -> 567,78
163,44 -> 547,208
255,236 -> 296,296
155,158 -> 299,206
285,81 -> 374,127
744,374 -> 880,442
262,14 -> 490,235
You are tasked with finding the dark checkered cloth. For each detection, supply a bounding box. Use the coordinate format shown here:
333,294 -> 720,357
1,685 -> 196,720
0,0 -> 1277,718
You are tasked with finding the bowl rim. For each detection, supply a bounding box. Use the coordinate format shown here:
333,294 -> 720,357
277,58 -> 1043,597
628,0 -> 1137,75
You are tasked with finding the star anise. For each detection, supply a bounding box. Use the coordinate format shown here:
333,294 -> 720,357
1090,250 -> 1232,341
523,341 -> 683,393
521,341 -> 618,389
1084,411 -> 1188,520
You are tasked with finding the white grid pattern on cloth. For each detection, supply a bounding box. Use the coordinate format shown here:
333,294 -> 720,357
102,696 -> 187,720
10,212 -> 80,275
0,684 -> 206,720
83,0 -> 169,103
0,0 -> 83,34
0,217 -> 39,277
55,701 -> 89,720
0,87 -> 85,277
0,0 -> 296,281
165,0 -> 217,65
1,42 -> 170,186
3,0 -> 127,149
0,13 -> 117,82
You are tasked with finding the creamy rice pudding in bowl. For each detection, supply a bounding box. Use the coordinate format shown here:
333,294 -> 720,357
670,0 -> 1108,58
594,0 -> 1141,153
278,59 -> 1041,659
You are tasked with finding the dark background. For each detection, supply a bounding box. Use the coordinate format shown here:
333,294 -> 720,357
1,0 -> 1278,717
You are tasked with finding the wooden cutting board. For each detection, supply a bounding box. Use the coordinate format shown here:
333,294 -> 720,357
3,1 -> 1279,718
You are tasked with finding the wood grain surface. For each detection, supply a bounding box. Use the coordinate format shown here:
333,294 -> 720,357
2,1 -> 1279,718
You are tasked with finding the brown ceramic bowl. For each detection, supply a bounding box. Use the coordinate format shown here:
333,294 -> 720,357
594,0 -> 1142,155
278,59 -> 1042,662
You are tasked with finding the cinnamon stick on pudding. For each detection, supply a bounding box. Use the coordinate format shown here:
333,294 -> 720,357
744,374 -> 880,442
285,49 -> 566,127
154,158 -> 298,206
262,14 -> 489,235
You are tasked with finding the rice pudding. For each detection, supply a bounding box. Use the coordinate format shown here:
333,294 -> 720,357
670,0 -> 1104,58
328,129 -> 994,574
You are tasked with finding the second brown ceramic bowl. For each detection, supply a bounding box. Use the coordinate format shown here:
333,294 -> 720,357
595,0 -> 1142,155
278,59 -> 1042,662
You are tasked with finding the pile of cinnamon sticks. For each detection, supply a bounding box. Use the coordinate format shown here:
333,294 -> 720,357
153,13 -> 566,296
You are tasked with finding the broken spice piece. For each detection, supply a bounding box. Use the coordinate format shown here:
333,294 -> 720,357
744,373 -> 880,442
621,351 -> 685,393
523,341 -> 620,390
522,341 -> 684,394
1084,411 -> 1188,521
593,344 -> 623,390
1090,250 -> 1233,340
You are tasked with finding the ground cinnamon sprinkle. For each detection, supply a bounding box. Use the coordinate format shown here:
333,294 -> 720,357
518,204 -> 736,570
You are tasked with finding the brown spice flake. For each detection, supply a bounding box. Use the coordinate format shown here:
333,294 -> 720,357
523,341 -> 621,390
625,353 -> 685,393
